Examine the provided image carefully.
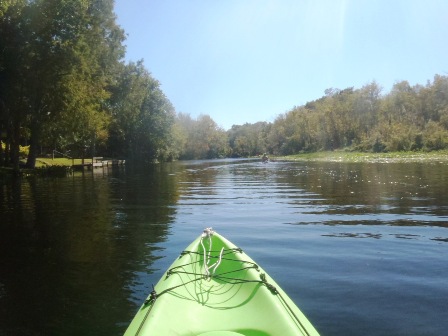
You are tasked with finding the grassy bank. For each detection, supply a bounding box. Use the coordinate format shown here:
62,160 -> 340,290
35,157 -> 93,167
0,158 -> 93,177
277,150 -> 448,163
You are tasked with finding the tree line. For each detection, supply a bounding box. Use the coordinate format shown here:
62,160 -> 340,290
267,77 -> 448,156
178,76 -> 448,159
1,0 -> 176,171
2,1 -> 448,171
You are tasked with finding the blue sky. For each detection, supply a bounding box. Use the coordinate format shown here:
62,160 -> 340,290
114,0 -> 448,130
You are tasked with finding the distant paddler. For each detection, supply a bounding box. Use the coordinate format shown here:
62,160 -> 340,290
262,153 -> 269,163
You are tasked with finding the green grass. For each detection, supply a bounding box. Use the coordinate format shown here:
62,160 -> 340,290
2,157 -> 101,177
276,150 -> 448,163
35,157 -> 93,167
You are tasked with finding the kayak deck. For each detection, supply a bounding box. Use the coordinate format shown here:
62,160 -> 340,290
124,229 -> 319,336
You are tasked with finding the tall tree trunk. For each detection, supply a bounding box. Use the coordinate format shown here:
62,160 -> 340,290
26,119 -> 40,169
11,118 -> 21,174
0,128 -> 4,167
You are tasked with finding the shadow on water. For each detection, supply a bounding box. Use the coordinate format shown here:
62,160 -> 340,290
0,164 -> 179,336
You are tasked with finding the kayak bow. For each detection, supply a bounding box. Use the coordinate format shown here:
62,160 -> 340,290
124,228 -> 320,336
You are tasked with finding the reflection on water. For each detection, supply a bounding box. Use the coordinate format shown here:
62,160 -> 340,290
1,159 -> 448,336
0,165 -> 178,335
174,160 -> 448,229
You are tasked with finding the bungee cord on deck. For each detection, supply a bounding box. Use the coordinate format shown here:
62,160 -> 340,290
132,228 -> 315,336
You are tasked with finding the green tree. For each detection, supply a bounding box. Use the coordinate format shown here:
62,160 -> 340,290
423,120 -> 448,150
227,122 -> 269,157
36,0 -> 125,164
0,0 -> 125,169
108,61 -> 176,162
353,81 -> 382,139
175,114 -> 229,159
0,0 -> 29,170
423,75 -> 448,123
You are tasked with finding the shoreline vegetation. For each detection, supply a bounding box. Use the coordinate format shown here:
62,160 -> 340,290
0,157 -> 124,177
276,150 -> 448,163
2,150 -> 447,178
24,150 -> 448,166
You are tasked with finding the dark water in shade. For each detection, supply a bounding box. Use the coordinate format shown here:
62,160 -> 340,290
1,159 -> 447,336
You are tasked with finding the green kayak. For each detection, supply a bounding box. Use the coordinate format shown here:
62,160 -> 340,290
124,228 -> 320,336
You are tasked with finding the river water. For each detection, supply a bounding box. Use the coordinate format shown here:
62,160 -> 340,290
1,159 -> 447,335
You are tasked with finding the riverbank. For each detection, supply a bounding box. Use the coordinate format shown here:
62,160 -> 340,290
0,157 -> 125,177
276,150 -> 448,163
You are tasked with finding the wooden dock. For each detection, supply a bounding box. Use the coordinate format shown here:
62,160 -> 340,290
72,157 -> 125,170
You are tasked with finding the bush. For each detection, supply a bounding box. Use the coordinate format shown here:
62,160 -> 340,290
423,121 -> 448,150
19,145 -> 29,158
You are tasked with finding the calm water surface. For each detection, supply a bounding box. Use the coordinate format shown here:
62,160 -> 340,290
1,159 -> 447,335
